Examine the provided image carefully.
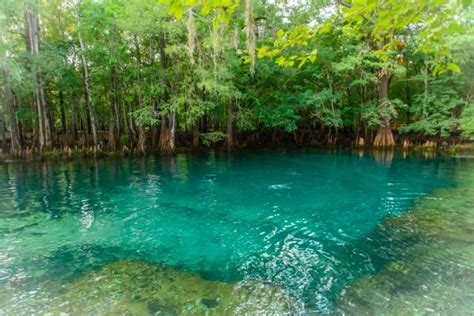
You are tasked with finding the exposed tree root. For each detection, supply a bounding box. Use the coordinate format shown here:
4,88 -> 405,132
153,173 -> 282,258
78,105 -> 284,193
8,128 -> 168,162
373,125 -> 395,147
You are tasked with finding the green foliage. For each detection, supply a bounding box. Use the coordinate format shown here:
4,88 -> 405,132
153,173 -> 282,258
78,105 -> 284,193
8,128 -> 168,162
460,104 -> 474,140
0,0 -> 473,154
131,107 -> 160,127
399,76 -> 465,137
235,107 -> 257,131
257,102 -> 299,132
119,134 -> 130,147
361,101 -> 383,129
200,131 -> 226,146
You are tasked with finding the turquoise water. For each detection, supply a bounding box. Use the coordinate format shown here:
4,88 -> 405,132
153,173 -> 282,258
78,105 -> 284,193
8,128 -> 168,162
0,150 -> 469,314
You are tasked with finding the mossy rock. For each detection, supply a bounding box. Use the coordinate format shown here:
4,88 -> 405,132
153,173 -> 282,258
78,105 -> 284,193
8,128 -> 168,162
45,260 -> 297,315
336,184 -> 474,315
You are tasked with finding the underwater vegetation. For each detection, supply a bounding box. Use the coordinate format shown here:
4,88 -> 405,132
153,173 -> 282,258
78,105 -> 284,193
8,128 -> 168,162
45,260 -> 298,315
337,161 -> 474,315
1,154 -> 474,315
1,260 -> 297,315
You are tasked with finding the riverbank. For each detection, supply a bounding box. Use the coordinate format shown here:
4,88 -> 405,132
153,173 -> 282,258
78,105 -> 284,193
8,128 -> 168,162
1,142 -> 474,163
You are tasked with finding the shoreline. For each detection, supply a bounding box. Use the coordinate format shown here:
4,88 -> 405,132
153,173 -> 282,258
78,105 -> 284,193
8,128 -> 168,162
2,143 -> 474,164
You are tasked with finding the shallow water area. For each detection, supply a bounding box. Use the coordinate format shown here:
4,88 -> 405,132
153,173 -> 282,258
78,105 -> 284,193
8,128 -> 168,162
0,150 -> 473,314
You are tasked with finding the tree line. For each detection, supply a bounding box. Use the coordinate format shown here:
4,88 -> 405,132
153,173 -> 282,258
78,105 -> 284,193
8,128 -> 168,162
0,0 -> 473,157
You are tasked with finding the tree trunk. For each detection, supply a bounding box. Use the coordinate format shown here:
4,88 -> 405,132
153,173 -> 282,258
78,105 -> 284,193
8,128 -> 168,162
0,109 -> 5,152
113,77 -> 120,136
151,126 -> 158,152
159,116 -> 171,154
405,69 -> 411,125
108,97 -> 116,150
127,101 -> 135,137
25,3 -> 52,150
108,71 -> 117,150
134,36 -> 146,155
157,34 -> 175,155
159,113 -> 176,155
226,101 -> 234,151
192,119 -> 200,150
59,90 -> 66,134
150,35 -> 159,152
2,66 -> 22,155
71,93 -> 79,139
422,64 -> 429,119
169,111 -> 176,152
78,32 -> 98,149
137,126 -> 146,154
327,73 -> 337,146
373,69 -> 394,147
110,25 -> 120,140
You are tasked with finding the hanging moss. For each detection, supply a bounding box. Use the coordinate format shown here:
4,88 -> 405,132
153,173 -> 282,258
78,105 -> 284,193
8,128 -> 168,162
245,0 -> 256,75
186,7 -> 196,66
232,25 -> 239,50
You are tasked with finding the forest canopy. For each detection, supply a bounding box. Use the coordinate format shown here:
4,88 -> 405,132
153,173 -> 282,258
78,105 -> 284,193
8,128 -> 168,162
0,0 -> 473,156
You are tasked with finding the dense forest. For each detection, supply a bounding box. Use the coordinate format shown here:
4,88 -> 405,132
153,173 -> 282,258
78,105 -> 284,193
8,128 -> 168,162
0,0 -> 473,157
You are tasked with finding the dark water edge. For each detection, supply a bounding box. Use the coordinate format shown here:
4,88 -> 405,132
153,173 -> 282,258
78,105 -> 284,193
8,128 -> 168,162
1,143 -> 474,165
0,151 -> 473,315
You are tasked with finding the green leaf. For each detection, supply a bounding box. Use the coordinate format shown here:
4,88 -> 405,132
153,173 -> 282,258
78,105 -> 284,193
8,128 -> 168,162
447,62 -> 461,73
297,58 -> 307,69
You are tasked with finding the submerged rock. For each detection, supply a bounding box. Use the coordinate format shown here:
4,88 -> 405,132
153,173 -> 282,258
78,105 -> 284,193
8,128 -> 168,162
200,297 -> 220,309
43,260 -> 297,315
147,299 -> 178,316
336,181 -> 474,315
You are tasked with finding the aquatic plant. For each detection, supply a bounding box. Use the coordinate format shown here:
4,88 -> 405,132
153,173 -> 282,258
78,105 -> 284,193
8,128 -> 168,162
336,162 -> 474,315
42,260 -> 297,315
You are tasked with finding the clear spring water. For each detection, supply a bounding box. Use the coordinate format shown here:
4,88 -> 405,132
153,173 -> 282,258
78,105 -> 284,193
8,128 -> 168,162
0,150 -> 473,314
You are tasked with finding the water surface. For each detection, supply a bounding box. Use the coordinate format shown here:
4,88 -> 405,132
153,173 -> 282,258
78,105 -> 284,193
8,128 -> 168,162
0,150 -> 472,314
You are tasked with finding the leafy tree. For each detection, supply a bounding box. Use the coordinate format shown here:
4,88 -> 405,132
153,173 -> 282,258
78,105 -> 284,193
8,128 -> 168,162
0,0 -> 472,156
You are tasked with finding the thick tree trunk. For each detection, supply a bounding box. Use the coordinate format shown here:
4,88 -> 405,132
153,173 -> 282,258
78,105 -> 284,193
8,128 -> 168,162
373,69 -> 394,147
159,113 -> 176,155
78,32 -> 98,148
2,66 -> 22,155
137,126 -> 146,154
159,116 -> 171,154
151,126 -> 158,151
25,3 -> 52,150
226,101 -> 234,151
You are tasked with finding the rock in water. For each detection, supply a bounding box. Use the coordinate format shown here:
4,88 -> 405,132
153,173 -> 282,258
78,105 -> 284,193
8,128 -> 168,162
43,260 -> 297,315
